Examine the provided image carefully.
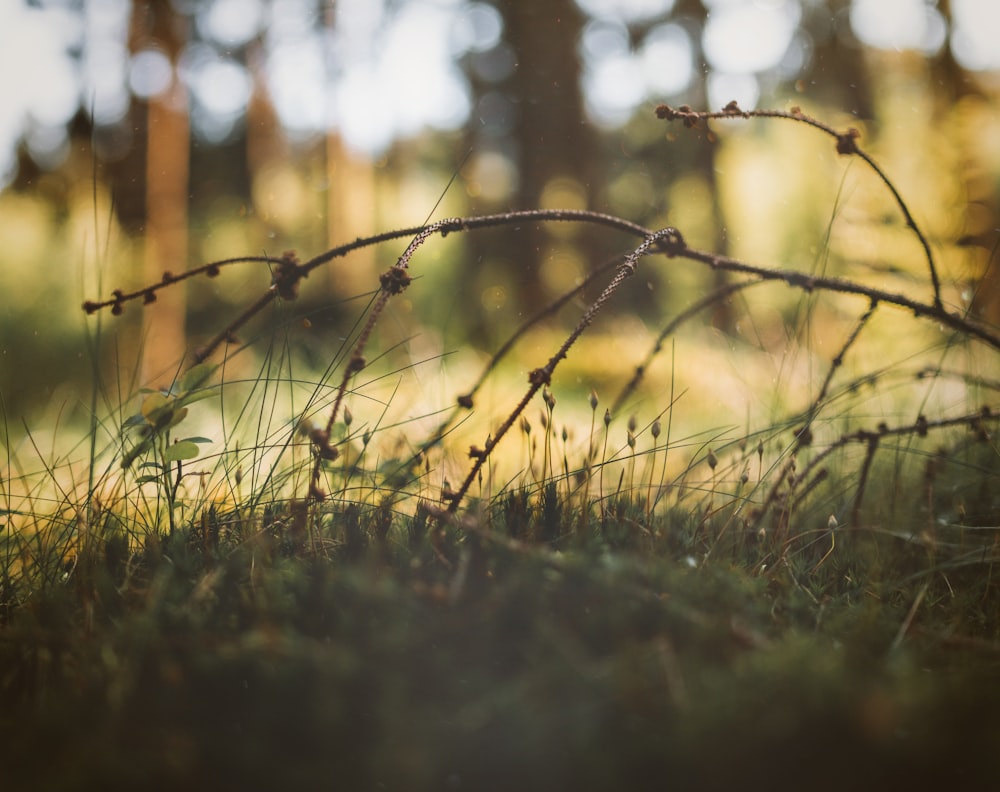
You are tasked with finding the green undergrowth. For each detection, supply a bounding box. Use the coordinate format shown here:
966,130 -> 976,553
2,471 -> 1000,792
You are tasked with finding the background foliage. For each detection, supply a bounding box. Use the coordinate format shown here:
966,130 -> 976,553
1,0 -> 998,427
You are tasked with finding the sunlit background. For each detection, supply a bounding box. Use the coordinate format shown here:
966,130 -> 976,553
1,0 -> 999,452
2,0 -> 999,169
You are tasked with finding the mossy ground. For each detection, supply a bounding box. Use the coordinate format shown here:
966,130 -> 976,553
3,477 -> 999,792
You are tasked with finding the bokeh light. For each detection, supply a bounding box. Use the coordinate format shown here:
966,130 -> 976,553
703,0 -> 801,74
950,0 -> 1000,71
2,0 -> 1000,189
850,0 -> 946,54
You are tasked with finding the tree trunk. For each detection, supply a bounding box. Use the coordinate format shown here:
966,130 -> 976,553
326,134 -> 377,296
131,1 -> 190,388
492,0 -> 598,314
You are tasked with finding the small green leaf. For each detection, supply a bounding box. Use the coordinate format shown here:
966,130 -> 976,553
182,436 -> 213,444
141,392 -> 171,424
123,412 -> 147,429
163,440 -> 200,462
177,385 -> 221,407
122,440 -> 156,469
166,406 -> 189,430
136,475 -> 161,485
180,363 -> 216,393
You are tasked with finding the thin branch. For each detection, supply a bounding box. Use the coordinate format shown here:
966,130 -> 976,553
656,102 -> 943,310
82,255 -> 284,316
445,227 -> 685,513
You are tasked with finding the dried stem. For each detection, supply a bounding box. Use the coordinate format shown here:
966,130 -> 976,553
656,102 -> 943,310
753,407 -> 999,532
445,227 -> 685,513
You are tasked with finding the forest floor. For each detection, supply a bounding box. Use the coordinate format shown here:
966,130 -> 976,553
3,473 -> 1000,792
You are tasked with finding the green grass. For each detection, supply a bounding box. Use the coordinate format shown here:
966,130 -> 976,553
2,431 -> 999,790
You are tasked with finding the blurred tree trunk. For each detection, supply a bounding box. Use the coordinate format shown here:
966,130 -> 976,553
322,0 -> 376,295
492,0 -> 599,314
131,1 -> 190,388
326,134 -> 377,295
935,0 -> 1000,325
803,0 -> 876,119
670,0 -> 734,333
245,39 -> 287,183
